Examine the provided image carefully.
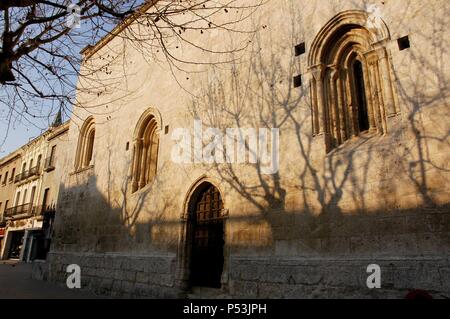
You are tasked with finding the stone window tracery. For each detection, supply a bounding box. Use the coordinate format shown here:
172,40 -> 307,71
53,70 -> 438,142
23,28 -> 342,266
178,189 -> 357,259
131,110 -> 160,193
308,11 -> 398,152
75,117 -> 95,170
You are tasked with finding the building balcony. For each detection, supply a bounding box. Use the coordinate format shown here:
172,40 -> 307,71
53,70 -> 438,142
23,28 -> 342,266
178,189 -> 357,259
33,204 -> 56,217
28,165 -> 40,178
4,203 -> 33,219
4,204 -> 54,220
14,173 -> 23,183
13,166 -> 41,184
43,156 -> 55,172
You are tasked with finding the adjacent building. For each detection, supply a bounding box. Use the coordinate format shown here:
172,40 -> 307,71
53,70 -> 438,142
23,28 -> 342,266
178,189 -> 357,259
0,151 -> 22,253
0,121 -> 69,262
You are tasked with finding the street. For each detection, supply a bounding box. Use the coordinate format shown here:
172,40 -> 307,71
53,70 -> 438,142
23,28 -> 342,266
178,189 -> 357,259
0,262 -> 99,299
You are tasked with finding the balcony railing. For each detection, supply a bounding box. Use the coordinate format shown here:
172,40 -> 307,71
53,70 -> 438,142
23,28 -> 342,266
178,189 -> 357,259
14,173 -> 23,183
34,204 -> 56,215
13,166 -> 40,183
3,204 -> 54,220
44,156 -> 55,171
28,165 -> 39,177
4,203 -> 32,218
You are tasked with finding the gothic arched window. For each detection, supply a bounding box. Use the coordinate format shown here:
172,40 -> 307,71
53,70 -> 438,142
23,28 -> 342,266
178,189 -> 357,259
131,111 -> 160,193
75,117 -> 96,170
308,11 -> 398,152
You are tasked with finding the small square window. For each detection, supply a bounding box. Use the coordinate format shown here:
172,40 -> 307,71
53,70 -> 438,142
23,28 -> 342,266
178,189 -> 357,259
293,75 -> 302,88
126,142 -> 130,151
398,36 -> 410,51
165,125 -> 169,135
295,42 -> 306,56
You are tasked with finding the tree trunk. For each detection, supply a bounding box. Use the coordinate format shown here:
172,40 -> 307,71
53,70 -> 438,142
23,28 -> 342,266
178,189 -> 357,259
0,53 -> 15,83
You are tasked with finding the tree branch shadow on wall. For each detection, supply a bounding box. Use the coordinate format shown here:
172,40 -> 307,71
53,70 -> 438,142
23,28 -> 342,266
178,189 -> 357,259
187,0 -> 450,268
49,1 -> 450,298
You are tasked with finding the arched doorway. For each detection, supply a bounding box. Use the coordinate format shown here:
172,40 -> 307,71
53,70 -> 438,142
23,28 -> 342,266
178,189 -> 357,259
187,182 -> 225,288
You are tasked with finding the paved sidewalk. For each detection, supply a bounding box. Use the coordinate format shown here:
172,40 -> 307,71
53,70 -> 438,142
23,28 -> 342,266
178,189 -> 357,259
0,262 -> 99,299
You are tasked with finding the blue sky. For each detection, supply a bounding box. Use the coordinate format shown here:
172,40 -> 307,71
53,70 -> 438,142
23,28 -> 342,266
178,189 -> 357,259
0,6 -> 110,158
0,109 -> 57,157
0,1 -> 157,158
0,1 -> 154,158
0,123 -> 41,156
0,71 -> 71,157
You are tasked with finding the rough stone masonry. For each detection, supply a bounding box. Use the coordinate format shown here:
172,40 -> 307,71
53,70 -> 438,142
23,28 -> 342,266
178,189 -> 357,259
36,0 -> 450,298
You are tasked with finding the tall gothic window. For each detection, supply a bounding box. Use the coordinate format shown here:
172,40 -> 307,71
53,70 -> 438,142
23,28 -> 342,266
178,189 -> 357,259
131,112 -> 160,193
75,117 -> 95,170
308,11 -> 397,152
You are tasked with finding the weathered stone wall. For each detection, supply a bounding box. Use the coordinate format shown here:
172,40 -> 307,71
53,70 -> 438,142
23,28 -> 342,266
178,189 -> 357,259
45,252 -> 179,298
229,257 -> 450,299
37,252 -> 450,298
44,0 -> 450,298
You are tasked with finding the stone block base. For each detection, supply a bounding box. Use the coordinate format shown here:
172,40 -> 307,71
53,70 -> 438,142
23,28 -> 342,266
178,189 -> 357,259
40,251 -> 450,298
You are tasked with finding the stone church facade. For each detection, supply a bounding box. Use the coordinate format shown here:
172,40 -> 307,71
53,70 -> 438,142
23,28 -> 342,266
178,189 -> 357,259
43,0 -> 449,298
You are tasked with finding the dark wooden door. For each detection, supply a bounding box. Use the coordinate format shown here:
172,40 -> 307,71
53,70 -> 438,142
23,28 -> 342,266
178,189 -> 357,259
190,184 -> 224,288
8,231 -> 25,259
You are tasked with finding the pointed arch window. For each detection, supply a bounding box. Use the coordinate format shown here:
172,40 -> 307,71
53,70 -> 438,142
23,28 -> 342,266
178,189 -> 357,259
308,11 -> 398,152
131,112 -> 160,193
75,117 -> 96,170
